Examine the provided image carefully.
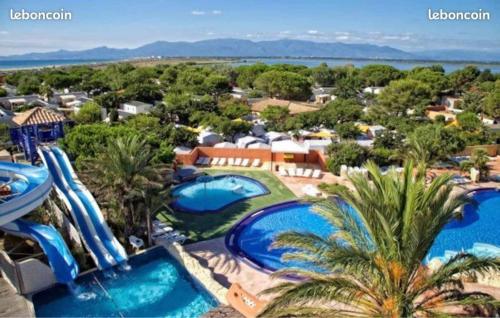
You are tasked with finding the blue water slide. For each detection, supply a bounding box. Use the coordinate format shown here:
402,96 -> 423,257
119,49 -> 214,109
37,146 -> 127,270
50,146 -> 127,265
38,147 -> 116,269
0,219 -> 79,283
0,162 -> 52,226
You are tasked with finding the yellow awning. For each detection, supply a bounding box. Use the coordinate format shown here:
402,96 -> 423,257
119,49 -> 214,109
308,131 -> 335,138
356,124 -> 370,133
232,118 -> 244,122
283,153 -> 295,160
186,126 -> 204,133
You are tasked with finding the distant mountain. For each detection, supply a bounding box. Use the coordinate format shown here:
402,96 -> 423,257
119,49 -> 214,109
0,39 -> 498,62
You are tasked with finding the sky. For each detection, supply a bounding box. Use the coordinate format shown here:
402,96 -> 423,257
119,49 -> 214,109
0,0 -> 499,55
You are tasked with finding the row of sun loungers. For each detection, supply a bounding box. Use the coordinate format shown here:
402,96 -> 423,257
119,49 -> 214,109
151,220 -> 186,244
196,156 -> 261,167
279,167 -> 322,179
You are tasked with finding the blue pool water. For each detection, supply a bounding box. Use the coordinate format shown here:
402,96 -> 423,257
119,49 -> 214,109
172,175 -> 268,213
33,247 -> 218,317
228,190 -> 500,272
428,189 -> 500,260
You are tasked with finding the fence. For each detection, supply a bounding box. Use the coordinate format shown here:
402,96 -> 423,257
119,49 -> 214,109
455,144 -> 499,157
175,147 -> 329,171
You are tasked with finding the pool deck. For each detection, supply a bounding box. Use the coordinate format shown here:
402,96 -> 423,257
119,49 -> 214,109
184,237 -> 285,301
0,278 -> 32,317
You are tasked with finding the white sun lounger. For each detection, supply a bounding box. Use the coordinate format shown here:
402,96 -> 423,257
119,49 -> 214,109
278,167 -> 288,176
153,230 -> 180,239
296,168 -> 304,177
234,158 -> 242,166
211,157 -> 219,165
228,158 -> 235,166
252,158 -> 261,167
218,157 -> 227,166
241,158 -> 250,167
303,169 -> 313,178
302,184 -> 322,197
288,168 -> 296,177
312,169 -> 322,179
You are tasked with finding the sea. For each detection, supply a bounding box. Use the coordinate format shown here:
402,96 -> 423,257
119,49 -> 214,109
1,57 -> 499,73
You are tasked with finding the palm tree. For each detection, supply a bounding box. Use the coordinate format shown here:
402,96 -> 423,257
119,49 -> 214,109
261,161 -> 500,317
460,149 -> 490,181
82,135 -> 170,239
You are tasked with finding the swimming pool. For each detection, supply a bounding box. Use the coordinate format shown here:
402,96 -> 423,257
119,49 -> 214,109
171,174 -> 269,213
33,247 -> 218,317
227,189 -> 500,273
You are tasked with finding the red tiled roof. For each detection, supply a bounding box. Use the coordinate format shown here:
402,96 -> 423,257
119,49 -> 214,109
13,107 -> 66,126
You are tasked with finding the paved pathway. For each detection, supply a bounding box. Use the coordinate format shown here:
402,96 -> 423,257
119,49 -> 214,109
0,278 -> 31,317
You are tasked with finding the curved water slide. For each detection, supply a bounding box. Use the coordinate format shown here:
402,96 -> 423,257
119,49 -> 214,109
0,162 -> 79,284
0,162 -> 52,226
1,219 -> 79,283
38,146 -> 128,270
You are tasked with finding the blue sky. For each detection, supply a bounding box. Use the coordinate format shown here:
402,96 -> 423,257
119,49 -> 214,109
0,0 -> 499,55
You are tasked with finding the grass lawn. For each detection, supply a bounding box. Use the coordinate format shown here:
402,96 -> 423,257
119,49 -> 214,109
156,169 -> 296,242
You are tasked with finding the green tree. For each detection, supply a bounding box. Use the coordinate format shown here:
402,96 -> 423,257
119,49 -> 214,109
262,161 -> 499,317
0,87 -> 8,97
484,80 -> 500,118
326,142 -> 368,174
404,124 -> 465,166
311,63 -> 335,86
374,79 -> 432,117
408,69 -> 450,100
260,106 -> 290,131
204,74 -> 231,100
335,122 -> 361,139
16,76 -> 41,95
72,101 -> 102,124
448,65 -> 481,93
255,70 -> 312,101
359,64 -> 402,87
82,136 -> 168,238
457,111 -> 482,132
460,148 -> 491,180
220,100 -> 251,119
320,99 -> 363,128
95,92 -> 121,110
235,63 -> 269,88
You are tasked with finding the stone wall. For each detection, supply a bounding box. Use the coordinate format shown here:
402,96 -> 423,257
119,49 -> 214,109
164,243 -> 228,305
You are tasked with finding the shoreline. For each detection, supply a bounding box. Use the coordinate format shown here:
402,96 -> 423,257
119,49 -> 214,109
1,56 -> 500,72
0,57 -> 239,72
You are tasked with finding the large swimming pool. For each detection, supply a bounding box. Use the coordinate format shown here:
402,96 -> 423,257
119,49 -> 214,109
33,247 -> 218,317
227,189 -> 500,272
171,175 -> 269,213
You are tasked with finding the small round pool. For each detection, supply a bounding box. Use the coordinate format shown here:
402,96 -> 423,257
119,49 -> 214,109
227,189 -> 500,273
171,175 -> 269,213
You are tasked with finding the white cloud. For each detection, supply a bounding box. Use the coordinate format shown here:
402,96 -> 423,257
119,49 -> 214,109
206,31 -> 215,36
307,30 -> 319,35
191,10 -> 206,16
335,35 -> 350,41
212,10 -> 222,15
0,31 -> 8,35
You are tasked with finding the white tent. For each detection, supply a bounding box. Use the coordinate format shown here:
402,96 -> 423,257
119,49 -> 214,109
247,142 -> 271,149
265,131 -> 290,143
271,140 -> 309,154
251,124 -> 266,137
236,136 -> 265,148
214,142 -> 237,149
198,131 -> 222,146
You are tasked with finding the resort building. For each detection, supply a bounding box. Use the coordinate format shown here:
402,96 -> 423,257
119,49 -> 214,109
0,95 -> 41,111
362,86 -> 384,95
118,100 -> 153,119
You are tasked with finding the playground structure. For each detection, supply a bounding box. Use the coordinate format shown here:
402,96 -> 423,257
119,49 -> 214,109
0,146 -> 128,294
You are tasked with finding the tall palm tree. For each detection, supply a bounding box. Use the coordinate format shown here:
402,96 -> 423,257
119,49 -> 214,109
82,135 -> 169,239
261,161 -> 500,317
